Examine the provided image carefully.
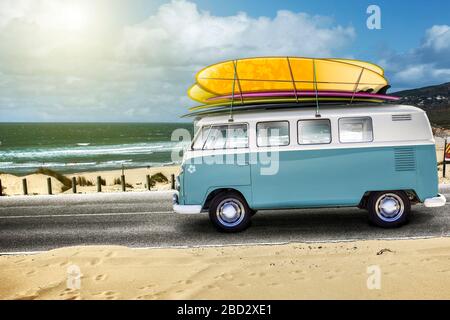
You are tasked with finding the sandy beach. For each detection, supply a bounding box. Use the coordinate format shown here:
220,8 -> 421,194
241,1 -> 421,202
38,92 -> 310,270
0,237 -> 449,300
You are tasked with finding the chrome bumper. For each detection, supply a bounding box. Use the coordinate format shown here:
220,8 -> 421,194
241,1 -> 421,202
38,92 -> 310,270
424,194 -> 446,208
172,192 -> 202,214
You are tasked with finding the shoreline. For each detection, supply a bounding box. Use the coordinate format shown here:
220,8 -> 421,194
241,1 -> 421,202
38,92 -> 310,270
1,237 -> 449,300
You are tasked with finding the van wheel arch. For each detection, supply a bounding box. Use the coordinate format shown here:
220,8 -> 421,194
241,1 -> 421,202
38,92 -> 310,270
203,188 -> 249,211
359,190 -> 419,210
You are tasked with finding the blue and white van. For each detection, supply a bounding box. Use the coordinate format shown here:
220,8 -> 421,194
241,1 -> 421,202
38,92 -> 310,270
173,104 -> 446,232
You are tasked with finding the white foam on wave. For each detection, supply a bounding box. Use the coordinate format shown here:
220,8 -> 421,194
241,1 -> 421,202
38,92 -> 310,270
0,141 -> 188,160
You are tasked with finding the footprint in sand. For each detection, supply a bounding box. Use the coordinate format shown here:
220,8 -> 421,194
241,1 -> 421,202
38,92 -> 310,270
89,258 -> 102,266
290,270 -> 304,275
176,279 -> 193,285
93,291 -> 118,300
25,270 -> 37,276
203,284 -> 219,290
15,258 -> 27,264
59,289 -> 80,300
94,274 -> 108,281
215,273 -> 233,281
139,284 -> 156,290
104,251 -> 117,258
269,282 -> 280,286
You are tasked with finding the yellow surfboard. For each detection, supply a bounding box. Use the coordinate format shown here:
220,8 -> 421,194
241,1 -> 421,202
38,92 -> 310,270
189,57 -> 388,104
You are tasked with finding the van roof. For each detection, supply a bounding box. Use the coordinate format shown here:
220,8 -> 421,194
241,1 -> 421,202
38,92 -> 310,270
195,104 -> 425,125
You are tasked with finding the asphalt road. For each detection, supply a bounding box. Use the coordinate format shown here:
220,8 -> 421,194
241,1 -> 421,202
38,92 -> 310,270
0,191 -> 449,253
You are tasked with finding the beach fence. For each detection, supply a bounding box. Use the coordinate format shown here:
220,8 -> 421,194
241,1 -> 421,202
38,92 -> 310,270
444,138 -> 450,178
0,169 -> 176,197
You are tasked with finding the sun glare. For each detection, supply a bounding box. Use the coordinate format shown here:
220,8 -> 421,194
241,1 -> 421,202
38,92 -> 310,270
59,5 -> 89,31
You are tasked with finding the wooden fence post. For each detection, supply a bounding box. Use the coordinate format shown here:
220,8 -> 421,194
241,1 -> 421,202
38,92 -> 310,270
121,175 -> 126,192
47,177 -> 52,195
146,175 -> 151,191
72,177 -> 77,194
22,178 -> 28,195
171,174 -> 175,190
97,176 -> 102,193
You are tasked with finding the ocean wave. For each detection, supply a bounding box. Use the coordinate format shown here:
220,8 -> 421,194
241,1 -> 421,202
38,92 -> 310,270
0,141 -> 189,160
0,160 -> 180,171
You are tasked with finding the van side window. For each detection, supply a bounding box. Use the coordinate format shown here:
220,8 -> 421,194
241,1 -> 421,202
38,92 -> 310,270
203,124 -> 248,150
339,117 -> 373,143
298,119 -> 331,145
256,121 -> 290,147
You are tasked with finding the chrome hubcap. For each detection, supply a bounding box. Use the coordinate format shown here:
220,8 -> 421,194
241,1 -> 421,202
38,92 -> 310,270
216,198 -> 245,227
375,193 -> 404,222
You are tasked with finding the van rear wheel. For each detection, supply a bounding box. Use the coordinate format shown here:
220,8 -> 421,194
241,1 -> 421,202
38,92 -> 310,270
368,191 -> 410,228
209,192 -> 251,233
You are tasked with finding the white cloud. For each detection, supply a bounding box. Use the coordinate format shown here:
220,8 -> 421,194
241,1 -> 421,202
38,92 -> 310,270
423,25 -> 450,52
0,0 -> 356,121
116,0 -> 355,67
383,24 -> 450,89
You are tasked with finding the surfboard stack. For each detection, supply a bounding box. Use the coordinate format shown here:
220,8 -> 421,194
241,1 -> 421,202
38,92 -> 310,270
185,57 -> 399,117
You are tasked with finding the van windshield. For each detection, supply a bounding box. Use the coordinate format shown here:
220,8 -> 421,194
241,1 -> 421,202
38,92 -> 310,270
192,126 -> 211,150
192,124 -> 248,150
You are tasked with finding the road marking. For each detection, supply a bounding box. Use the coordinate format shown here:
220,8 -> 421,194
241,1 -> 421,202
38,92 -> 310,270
0,211 -> 174,219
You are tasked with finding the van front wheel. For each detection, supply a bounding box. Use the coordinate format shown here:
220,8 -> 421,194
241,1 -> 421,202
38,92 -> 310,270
368,191 -> 410,228
209,192 -> 251,233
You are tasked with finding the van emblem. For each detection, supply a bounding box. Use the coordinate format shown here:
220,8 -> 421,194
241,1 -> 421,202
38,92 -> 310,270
187,165 -> 196,174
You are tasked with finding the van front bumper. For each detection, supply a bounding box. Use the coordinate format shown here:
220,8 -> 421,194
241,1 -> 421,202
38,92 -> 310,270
424,194 -> 446,208
172,192 -> 202,214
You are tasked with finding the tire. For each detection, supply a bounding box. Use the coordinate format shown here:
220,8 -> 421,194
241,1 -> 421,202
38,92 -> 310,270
367,191 -> 410,228
209,192 -> 252,233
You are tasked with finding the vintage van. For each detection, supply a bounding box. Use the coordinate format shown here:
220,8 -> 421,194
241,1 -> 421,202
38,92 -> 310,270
173,104 -> 446,232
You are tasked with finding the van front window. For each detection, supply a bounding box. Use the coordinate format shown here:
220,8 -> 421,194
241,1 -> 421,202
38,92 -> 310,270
192,126 -> 211,150
203,124 -> 248,150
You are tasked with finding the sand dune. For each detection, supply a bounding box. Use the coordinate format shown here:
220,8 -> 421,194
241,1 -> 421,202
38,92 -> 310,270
0,173 -> 65,196
67,166 -> 180,194
1,237 -> 450,300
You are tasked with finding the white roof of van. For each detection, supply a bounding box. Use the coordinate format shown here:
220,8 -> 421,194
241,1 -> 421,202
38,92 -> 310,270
195,104 -> 425,125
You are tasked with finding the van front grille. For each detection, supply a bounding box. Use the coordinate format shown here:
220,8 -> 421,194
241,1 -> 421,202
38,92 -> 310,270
394,147 -> 416,172
392,114 -> 412,121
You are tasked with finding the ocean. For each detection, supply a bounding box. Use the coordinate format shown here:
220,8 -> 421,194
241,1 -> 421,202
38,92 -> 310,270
0,123 -> 193,175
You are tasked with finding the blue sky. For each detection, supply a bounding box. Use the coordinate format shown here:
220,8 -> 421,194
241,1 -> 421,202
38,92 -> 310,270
0,0 -> 449,122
